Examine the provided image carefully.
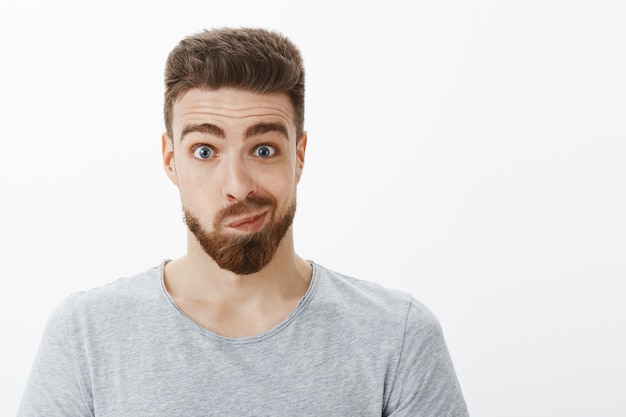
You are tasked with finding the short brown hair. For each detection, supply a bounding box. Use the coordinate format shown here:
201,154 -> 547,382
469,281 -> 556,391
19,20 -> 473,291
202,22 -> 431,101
164,27 -> 305,140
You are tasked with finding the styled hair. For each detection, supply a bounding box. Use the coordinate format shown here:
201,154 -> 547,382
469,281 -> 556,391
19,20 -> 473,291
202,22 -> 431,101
164,27 -> 305,140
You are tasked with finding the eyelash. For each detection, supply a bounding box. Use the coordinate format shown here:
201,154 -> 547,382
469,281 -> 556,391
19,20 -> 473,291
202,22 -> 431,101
253,144 -> 279,158
190,143 -> 280,160
192,145 -> 214,160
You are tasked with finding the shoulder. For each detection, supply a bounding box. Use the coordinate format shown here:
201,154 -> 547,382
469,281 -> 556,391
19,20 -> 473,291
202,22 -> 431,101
68,263 -> 161,302
53,263 -> 164,330
310,263 -> 438,335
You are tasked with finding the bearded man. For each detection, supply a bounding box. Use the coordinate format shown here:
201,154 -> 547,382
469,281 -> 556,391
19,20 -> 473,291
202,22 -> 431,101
19,27 -> 468,416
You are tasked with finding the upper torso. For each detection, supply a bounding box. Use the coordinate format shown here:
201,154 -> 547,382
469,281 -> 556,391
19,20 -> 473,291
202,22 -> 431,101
18,262 -> 468,417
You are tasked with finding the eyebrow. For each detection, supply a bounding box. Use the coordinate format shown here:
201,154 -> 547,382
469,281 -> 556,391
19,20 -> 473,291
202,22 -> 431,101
179,122 -> 289,142
180,123 -> 225,141
244,122 -> 289,140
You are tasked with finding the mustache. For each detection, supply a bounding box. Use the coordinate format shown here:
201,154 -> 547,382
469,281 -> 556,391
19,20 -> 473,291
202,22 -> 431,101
214,196 -> 276,224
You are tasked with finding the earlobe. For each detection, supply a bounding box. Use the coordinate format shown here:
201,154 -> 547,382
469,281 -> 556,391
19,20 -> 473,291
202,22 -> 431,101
162,132 -> 179,186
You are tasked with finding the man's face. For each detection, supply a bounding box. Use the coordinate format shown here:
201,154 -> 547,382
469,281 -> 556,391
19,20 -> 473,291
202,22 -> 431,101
162,88 -> 306,275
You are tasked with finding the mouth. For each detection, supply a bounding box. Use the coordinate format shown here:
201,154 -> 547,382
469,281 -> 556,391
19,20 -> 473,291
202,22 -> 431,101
225,210 -> 269,233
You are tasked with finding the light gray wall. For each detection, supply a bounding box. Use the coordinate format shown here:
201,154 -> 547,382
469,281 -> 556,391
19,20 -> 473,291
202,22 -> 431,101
2,1 -> 625,415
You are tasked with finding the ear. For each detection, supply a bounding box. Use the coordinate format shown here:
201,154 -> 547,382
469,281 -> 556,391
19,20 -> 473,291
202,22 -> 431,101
162,132 -> 179,186
295,131 -> 307,182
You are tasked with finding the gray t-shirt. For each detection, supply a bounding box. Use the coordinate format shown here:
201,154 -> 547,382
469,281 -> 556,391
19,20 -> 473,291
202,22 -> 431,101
18,262 -> 468,416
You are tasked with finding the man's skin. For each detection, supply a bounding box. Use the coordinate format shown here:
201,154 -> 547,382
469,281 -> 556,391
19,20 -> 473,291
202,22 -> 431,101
161,88 -> 312,338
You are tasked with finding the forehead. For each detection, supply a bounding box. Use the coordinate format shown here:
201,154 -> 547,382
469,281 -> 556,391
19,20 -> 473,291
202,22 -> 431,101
172,88 -> 296,138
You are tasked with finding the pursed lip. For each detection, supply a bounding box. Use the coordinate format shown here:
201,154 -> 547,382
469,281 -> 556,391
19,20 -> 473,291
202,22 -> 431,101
225,210 -> 269,229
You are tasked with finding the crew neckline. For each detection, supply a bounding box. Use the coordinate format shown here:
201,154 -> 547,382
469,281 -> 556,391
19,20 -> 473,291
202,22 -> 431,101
158,260 -> 319,344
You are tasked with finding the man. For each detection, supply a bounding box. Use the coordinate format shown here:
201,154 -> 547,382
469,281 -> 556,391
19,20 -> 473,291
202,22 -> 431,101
19,28 -> 468,416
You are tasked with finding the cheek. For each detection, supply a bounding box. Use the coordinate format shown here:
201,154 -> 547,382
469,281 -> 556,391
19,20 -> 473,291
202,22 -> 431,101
274,177 -> 299,205
176,173 -> 217,211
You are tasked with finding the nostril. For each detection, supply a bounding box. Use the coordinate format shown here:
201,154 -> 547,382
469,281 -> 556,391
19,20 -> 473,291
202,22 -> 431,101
221,167 -> 257,202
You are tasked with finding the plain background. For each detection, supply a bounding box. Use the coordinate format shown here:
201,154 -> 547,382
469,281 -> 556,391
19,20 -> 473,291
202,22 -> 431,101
1,0 -> 625,415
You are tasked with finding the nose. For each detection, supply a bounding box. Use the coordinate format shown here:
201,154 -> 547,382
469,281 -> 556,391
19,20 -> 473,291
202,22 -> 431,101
219,156 -> 257,202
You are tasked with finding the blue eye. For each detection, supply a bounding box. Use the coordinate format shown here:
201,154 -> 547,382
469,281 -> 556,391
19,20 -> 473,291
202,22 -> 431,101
193,146 -> 213,159
253,145 -> 276,158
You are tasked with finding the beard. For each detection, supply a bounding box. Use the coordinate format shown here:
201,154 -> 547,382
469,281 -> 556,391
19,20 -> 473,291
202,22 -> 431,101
183,196 -> 296,275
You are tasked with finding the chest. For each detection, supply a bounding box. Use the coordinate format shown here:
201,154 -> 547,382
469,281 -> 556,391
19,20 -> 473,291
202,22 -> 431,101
86,328 -> 394,416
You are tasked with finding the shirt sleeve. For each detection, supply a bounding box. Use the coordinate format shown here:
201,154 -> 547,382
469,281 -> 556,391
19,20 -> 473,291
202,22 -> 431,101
17,298 -> 93,417
384,299 -> 469,417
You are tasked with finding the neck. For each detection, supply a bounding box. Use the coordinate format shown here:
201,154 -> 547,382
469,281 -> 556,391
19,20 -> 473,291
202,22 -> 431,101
163,229 -> 312,337
165,228 -> 312,310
